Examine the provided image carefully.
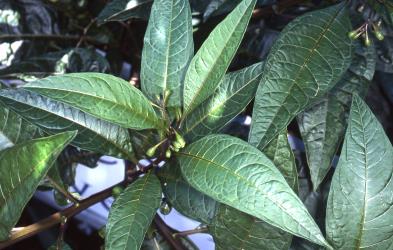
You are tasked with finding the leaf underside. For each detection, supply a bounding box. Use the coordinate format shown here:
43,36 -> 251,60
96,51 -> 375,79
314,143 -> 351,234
23,73 -> 163,130
0,89 -> 135,160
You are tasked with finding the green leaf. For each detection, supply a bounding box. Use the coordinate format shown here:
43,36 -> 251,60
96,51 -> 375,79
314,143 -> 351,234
158,160 -> 217,224
210,204 -> 292,250
97,0 -> 153,24
178,134 -> 330,248
297,41 -> 376,191
23,73 -> 164,130
182,62 -> 264,142
0,131 -> 76,240
182,0 -> 256,116
141,0 -> 193,108
326,94 -> 393,249
249,3 -> 353,149
210,131 -> 297,250
105,172 -> 162,250
263,130 -> 298,191
0,106 -> 37,151
0,89 -> 135,160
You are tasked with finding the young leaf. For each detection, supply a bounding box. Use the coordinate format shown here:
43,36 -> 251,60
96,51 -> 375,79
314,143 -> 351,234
326,94 -> 393,249
182,62 -> 264,142
210,131 -> 297,250
141,0 -> 193,108
249,3 -> 352,149
97,0 -> 153,24
105,172 -> 162,250
177,134 -> 330,248
0,89 -> 135,160
23,73 -> 164,130
297,42 -> 376,191
182,0 -> 256,116
0,106 -> 37,151
158,160 -> 217,224
0,131 -> 76,240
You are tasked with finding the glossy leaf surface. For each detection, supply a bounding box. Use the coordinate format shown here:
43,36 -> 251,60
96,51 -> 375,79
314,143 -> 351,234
0,106 -> 37,151
23,73 -> 163,130
210,131 -> 297,250
249,3 -> 352,149
105,172 -> 162,250
141,0 -> 193,108
182,0 -> 256,115
178,134 -> 330,248
326,95 -> 393,249
0,89 -> 135,160
0,131 -> 76,240
182,62 -> 263,142
297,41 -> 376,191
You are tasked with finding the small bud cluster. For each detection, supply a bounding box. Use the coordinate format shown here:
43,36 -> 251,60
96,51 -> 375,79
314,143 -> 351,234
146,129 -> 186,159
348,5 -> 385,47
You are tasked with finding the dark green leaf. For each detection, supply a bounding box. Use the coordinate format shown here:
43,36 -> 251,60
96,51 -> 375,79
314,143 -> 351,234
210,131 -> 297,250
182,62 -> 263,142
141,0 -> 193,108
158,160 -> 217,224
326,94 -> 393,249
210,204 -> 292,250
0,131 -> 76,240
0,106 -> 37,151
297,41 -> 376,191
105,172 -> 162,250
23,73 -> 164,130
0,89 -> 135,160
203,0 -> 241,21
263,130 -> 298,191
182,0 -> 256,116
97,0 -> 153,24
178,134 -> 330,248
249,3 -> 353,149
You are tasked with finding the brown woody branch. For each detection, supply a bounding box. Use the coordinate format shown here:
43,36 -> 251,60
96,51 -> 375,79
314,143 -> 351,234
0,183 -> 116,249
0,34 -> 107,45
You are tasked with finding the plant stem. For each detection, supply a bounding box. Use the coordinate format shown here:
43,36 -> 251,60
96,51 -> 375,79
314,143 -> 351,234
0,34 -> 107,45
0,183 -> 117,249
173,226 -> 208,238
46,176 -> 79,205
153,215 -> 185,250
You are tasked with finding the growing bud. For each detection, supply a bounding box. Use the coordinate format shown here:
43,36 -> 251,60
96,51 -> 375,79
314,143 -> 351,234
165,148 -> 172,158
364,36 -> 372,46
112,186 -> 123,198
375,30 -> 384,41
348,30 -> 358,39
160,202 -> 172,215
170,145 -> 179,152
174,130 -> 186,148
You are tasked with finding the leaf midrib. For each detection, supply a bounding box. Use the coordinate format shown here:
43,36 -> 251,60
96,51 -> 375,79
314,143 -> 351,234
255,4 -> 345,149
4,95 -> 133,158
183,0 -> 253,117
177,150 -> 324,244
25,86 -> 162,129
184,67 -> 261,135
